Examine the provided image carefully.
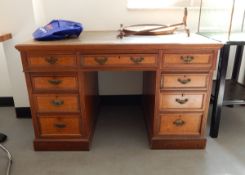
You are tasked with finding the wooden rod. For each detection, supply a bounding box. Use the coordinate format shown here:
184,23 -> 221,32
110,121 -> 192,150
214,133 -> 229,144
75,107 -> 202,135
197,0 -> 203,33
228,0 -> 236,40
0,33 -> 12,42
241,10 -> 245,32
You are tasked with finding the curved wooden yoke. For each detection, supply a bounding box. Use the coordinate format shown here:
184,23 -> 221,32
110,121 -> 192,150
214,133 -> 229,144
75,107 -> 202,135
118,8 -> 190,38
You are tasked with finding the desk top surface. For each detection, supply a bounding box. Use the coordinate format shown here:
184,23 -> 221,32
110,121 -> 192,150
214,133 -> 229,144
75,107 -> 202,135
16,31 -> 222,51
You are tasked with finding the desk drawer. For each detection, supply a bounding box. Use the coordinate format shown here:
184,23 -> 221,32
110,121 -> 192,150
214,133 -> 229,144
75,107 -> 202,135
35,94 -> 80,113
31,75 -> 78,91
38,115 -> 81,137
158,113 -> 202,136
81,54 -> 157,67
27,54 -> 77,67
159,92 -> 206,111
162,54 -> 212,69
160,74 -> 209,89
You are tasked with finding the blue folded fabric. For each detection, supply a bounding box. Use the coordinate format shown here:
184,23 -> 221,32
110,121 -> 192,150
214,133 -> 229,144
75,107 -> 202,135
33,19 -> 83,41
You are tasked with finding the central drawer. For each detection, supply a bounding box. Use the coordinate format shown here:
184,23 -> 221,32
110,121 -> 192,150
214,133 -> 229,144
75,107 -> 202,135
159,92 -> 206,111
38,115 -> 81,137
81,54 -> 157,67
34,94 -> 80,113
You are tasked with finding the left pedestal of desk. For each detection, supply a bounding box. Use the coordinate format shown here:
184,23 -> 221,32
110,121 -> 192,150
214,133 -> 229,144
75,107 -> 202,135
14,50 -> 99,151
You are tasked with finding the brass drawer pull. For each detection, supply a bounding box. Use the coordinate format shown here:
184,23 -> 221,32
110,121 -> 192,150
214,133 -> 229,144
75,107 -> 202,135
51,99 -> 64,106
176,98 -> 188,104
45,56 -> 58,64
160,78 -> 164,89
177,78 -> 191,84
181,56 -> 194,64
173,119 -> 185,126
54,123 -> 66,129
130,57 -> 144,64
94,57 -> 108,65
48,79 -> 62,85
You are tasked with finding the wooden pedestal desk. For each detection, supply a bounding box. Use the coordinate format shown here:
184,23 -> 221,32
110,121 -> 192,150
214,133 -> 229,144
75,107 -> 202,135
16,31 -> 222,151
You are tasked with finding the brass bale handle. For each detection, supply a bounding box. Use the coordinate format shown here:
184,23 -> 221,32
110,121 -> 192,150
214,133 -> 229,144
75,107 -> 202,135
51,99 -> 64,106
177,78 -> 191,84
48,79 -> 62,85
173,119 -> 185,126
45,56 -> 58,64
181,56 -> 194,64
130,57 -> 144,64
160,78 -> 164,89
54,123 -> 66,129
94,56 -> 108,65
176,98 -> 188,104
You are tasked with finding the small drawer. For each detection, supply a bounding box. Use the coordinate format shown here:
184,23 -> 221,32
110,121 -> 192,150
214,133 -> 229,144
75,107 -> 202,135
34,94 -> 80,113
159,92 -> 206,111
158,113 -> 202,136
162,54 -> 212,69
38,115 -> 81,137
81,54 -> 157,67
160,74 -> 209,89
27,54 -> 77,67
31,75 -> 78,91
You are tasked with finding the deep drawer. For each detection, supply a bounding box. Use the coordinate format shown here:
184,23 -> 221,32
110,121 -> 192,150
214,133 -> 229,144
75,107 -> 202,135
160,73 -> 209,89
158,113 -> 202,136
31,75 -> 78,91
81,54 -> 157,67
162,54 -> 212,69
159,92 -> 206,111
38,115 -> 81,137
34,94 -> 80,113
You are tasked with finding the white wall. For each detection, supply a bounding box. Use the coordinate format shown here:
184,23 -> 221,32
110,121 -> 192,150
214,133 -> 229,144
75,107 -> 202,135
39,0 -> 199,30
0,0 -> 244,107
98,71 -> 143,95
0,0 -> 36,107
0,44 -> 12,97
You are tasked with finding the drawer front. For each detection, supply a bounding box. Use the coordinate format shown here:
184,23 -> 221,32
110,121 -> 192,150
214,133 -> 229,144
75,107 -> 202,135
161,74 -> 209,89
158,113 -> 202,136
31,76 -> 78,91
35,94 -> 80,113
81,54 -> 157,67
162,54 -> 212,69
27,54 -> 77,67
159,92 -> 206,111
38,115 -> 81,137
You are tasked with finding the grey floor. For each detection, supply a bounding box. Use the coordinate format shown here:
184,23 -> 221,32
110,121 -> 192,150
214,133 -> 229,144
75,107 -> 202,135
0,105 -> 245,175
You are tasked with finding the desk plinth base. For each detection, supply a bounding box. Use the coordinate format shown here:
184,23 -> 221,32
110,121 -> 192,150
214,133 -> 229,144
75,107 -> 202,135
34,139 -> 90,151
34,138 -> 206,150
150,138 -> 206,149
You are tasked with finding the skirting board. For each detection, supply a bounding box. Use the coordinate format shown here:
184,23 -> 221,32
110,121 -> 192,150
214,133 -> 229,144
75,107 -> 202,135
15,107 -> 32,118
0,97 -> 14,107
